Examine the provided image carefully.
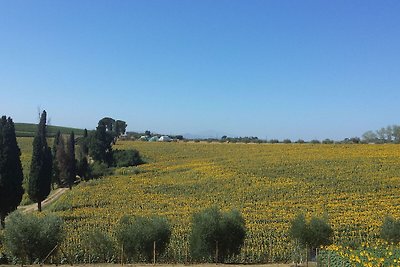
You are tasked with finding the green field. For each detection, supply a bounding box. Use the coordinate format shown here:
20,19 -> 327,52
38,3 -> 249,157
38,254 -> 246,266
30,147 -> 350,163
15,122 -> 85,137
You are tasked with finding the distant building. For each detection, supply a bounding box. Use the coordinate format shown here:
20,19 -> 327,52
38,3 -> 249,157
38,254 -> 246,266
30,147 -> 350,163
149,136 -> 159,142
159,136 -> 172,142
139,136 -> 149,141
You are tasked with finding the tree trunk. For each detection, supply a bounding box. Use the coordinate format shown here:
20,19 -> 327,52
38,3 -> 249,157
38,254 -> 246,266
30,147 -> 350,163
38,201 -> 42,212
153,241 -> 156,265
306,244 -> 308,267
215,240 -> 219,263
0,213 -> 5,229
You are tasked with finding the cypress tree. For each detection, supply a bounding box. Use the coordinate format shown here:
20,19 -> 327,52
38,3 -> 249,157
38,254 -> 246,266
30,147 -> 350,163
77,129 -> 90,179
81,128 -> 89,156
66,131 -> 76,189
55,135 -> 68,187
28,110 -> 53,212
52,130 -> 61,188
0,116 -> 24,228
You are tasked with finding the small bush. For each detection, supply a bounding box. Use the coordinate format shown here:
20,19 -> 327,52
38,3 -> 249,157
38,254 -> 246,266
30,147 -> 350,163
380,216 -> 400,243
283,139 -> 292,144
113,149 -> 144,168
115,215 -> 171,262
3,211 -> 64,264
289,213 -> 333,261
82,229 -> 115,263
90,162 -> 113,178
189,206 -> 246,263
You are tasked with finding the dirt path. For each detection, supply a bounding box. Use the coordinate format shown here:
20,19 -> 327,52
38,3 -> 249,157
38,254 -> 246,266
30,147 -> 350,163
18,187 -> 68,213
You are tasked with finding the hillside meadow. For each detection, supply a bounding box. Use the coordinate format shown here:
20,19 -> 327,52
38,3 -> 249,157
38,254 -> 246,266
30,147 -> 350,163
11,139 -> 400,263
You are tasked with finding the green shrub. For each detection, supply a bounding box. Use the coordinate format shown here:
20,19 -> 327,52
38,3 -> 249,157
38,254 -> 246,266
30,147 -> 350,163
189,206 -> 246,263
90,162 -> 113,178
380,216 -> 400,243
113,149 -> 144,167
115,215 -> 171,262
3,211 -> 64,264
82,229 -> 115,263
289,213 -> 333,261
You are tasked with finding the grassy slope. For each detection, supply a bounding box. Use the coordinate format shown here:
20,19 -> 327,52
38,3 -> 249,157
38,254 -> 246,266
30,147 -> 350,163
45,141 -> 400,263
15,122 -> 85,137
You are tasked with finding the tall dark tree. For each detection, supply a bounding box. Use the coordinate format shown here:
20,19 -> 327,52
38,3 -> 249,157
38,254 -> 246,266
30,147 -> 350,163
28,110 -> 53,212
115,120 -> 127,136
80,128 -> 89,157
0,116 -> 24,228
89,122 -> 113,166
77,129 -> 89,180
55,135 -> 68,187
51,130 -> 61,189
99,117 -> 115,132
66,131 -> 76,189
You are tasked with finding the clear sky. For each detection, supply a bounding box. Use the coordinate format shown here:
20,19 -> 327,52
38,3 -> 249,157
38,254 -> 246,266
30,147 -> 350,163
1,1 -> 399,140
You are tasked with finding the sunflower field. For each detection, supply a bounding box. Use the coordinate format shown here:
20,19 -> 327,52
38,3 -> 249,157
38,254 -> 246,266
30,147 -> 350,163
9,140 -> 400,263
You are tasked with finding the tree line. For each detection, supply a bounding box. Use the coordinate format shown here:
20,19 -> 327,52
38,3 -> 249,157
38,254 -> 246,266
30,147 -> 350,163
1,206 -> 246,264
362,125 -> 400,143
0,111 -> 140,227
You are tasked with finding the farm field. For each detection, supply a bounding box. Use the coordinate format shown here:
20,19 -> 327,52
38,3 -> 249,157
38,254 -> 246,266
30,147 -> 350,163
13,139 -> 400,263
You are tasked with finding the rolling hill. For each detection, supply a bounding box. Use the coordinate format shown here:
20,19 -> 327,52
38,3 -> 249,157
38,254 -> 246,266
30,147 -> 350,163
15,123 -> 85,137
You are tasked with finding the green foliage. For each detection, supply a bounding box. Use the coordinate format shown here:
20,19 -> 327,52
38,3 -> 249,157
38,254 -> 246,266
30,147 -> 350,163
78,128 -> 89,158
113,149 -> 144,167
88,122 -> 113,166
380,216 -> 400,243
289,213 -> 333,251
189,206 -> 246,262
0,116 -> 24,228
289,213 -> 308,248
115,215 -> 171,262
66,132 -> 76,189
308,216 -> 334,248
52,131 -> 61,187
90,162 -> 113,178
322,139 -> 334,144
77,157 -> 90,180
28,110 -> 53,211
3,211 -> 64,264
115,120 -> 127,136
82,229 -> 115,263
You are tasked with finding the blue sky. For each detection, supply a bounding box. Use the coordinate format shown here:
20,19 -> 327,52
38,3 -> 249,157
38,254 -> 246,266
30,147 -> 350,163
1,1 -> 399,140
